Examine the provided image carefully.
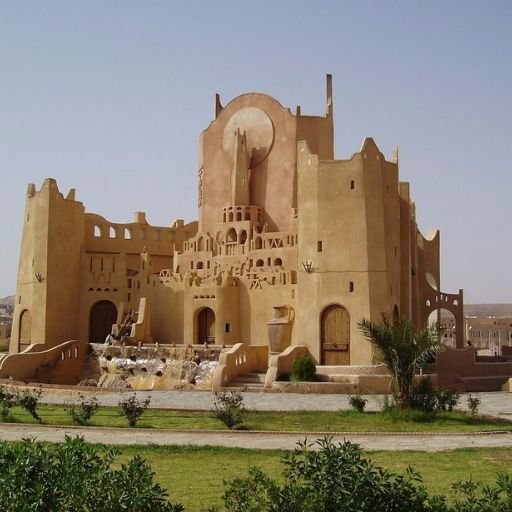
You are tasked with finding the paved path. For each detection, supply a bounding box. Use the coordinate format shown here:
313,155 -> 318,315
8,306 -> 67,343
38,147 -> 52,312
1,423 -> 512,452
0,388 -> 497,451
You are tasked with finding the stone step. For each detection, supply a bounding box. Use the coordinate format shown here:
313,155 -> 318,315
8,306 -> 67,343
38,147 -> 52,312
232,372 -> 266,384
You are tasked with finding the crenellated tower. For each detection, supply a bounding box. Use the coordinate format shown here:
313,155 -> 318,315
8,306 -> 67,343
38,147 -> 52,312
10,179 -> 85,352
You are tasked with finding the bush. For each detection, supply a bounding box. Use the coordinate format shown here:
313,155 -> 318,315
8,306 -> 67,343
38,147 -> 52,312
213,391 -> 245,429
15,386 -> 42,423
65,394 -> 99,426
467,394 -> 481,416
348,394 -> 367,413
222,437 -> 438,512
0,385 -> 16,420
407,378 -> 460,418
0,436 -> 184,511
118,394 -> 151,427
221,437 -> 512,512
291,355 -> 316,381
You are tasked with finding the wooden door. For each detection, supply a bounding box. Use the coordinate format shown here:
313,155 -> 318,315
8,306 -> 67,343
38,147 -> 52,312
321,305 -> 350,365
198,308 -> 215,343
89,301 -> 117,342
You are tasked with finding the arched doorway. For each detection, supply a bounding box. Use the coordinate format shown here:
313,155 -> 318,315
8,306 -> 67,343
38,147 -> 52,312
89,300 -> 117,342
428,309 -> 457,349
19,309 -> 32,348
320,305 -> 350,365
197,308 -> 215,344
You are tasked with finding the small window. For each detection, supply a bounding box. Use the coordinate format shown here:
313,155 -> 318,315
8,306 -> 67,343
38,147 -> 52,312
128,293 -> 131,302
317,241 -> 323,252
349,281 -> 354,293
350,180 -> 355,190
94,226 -> 102,238
124,228 -> 132,240
225,323 -> 231,333
109,227 -> 116,239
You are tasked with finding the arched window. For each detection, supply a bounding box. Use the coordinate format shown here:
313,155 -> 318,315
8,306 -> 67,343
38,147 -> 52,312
227,228 -> 237,243
109,227 -> 117,239
239,230 -> 248,245
94,226 -> 102,238
274,257 -> 283,267
255,259 -> 264,267
124,228 -> 132,240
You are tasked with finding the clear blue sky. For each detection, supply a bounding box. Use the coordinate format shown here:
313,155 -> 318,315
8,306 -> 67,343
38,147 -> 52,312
1,1 -> 511,303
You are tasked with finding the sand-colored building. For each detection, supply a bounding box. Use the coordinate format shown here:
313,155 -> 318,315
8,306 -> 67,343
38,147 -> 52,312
8,76 -> 464,376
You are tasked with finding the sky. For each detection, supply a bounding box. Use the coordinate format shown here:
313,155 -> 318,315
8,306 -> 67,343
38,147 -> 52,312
0,0 -> 511,303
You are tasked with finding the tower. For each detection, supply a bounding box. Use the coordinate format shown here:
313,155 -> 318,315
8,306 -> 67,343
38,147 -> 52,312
10,179 -> 85,352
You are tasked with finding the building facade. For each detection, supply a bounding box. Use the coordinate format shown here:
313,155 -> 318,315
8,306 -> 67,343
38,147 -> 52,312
10,76 -> 464,366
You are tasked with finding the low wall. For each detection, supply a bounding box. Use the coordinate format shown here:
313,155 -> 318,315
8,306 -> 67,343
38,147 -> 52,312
431,346 -> 512,391
0,340 -> 88,384
264,345 -> 310,388
212,343 -> 268,390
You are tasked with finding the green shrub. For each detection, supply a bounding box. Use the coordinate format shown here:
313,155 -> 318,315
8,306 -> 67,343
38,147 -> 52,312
65,394 -> 99,425
0,385 -> 16,420
291,355 -> 316,381
213,391 -> 245,429
348,394 -> 367,413
467,394 -> 481,416
220,437 -> 512,512
221,437 -> 438,511
118,394 -> 151,427
15,386 -> 42,423
407,378 -> 460,418
0,436 -> 184,511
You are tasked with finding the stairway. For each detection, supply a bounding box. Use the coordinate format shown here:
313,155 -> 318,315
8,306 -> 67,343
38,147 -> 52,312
228,372 -> 266,391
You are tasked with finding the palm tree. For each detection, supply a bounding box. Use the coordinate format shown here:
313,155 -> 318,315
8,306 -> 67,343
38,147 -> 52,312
358,315 -> 441,407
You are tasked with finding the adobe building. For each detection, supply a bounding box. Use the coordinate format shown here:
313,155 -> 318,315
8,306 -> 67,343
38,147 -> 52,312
6,76 -> 467,386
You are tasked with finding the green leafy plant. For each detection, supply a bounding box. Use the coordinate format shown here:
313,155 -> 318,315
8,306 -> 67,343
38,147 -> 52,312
220,437 -> 512,512
118,393 -> 151,427
213,391 -> 245,429
407,378 -> 460,419
358,315 -> 441,408
15,386 -> 43,423
291,355 -> 316,382
0,436 -> 184,511
65,394 -> 99,426
467,394 -> 481,416
348,394 -> 367,413
0,385 -> 16,420
221,437 -> 439,512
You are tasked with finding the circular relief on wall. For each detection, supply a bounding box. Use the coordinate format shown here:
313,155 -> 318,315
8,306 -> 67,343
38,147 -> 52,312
223,107 -> 274,167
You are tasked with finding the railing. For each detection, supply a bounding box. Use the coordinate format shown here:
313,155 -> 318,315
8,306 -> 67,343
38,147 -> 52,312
0,339 -> 88,384
212,343 -> 268,390
264,345 -> 310,388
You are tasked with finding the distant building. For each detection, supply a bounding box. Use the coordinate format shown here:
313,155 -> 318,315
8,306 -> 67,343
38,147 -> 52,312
9,76 -> 464,369
465,317 -> 512,355
0,321 -> 11,340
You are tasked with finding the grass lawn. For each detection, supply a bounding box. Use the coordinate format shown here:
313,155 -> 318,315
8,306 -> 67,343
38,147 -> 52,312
113,444 -> 512,511
4,404 -> 512,432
